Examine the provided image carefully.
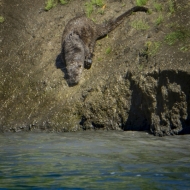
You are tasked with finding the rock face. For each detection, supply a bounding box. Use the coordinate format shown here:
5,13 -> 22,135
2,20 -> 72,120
0,0 -> 190,136
125,70 -> 189,136
79,69 -> 190,136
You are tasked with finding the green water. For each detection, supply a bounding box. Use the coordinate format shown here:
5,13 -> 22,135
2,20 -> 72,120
0,131 -> 190,189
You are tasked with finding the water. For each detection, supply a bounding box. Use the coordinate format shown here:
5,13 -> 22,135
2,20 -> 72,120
0,131 -> 190,190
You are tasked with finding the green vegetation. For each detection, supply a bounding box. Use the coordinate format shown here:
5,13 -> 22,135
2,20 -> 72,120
97,8 -> 105,15
168,0 -> 175,14
45,0 -> 57,11
165,30 -> 189,45
153,2 -> 162,12
136,0 -> 148,6
85,2 -> 94,17
0,16 -> 5,23
45,0 -> 69,11
131,20 -> 149,30
155,14 -> 163,25
105,47 -> 112,54
145,41 -> 161,56
60,0 -> 68,4
138,64 -> 144,71
166,22 -> 180,29
85,0 -> 105,17
91,0 -> 104,7
179,45 -> 190,52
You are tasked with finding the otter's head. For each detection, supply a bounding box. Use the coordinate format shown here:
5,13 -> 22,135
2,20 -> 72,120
63,33 -> 85,86
66,60 -> 83,86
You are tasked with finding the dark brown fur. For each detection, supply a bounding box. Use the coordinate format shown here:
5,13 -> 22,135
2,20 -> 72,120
61,6 -> 148,86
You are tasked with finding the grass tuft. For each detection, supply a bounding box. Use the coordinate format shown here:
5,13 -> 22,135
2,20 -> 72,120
45,0 -> 69,11
136,0 -> 148,6
155,14 -> 164,25
131,20 -> 149,30
45,0 -> 58,11
165,30 -> 189,45
85,0 -> 105,17
85,2 -> 94,17
105,47 -> 112,54
154,3 -> 162,12
179,45 -> 190,52
0,16 -> 5,23
60,0 -> 68,5
168,0 -> 175,14
145,41 -> 161,56
91,0 -> 104,7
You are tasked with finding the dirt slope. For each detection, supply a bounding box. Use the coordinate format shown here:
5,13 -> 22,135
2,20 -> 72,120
0,0 -> 190,136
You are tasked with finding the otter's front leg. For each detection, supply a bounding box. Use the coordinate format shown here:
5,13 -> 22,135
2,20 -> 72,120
84,40 -> 96,69
84,53 -> 93,69
84,44 -> 93,69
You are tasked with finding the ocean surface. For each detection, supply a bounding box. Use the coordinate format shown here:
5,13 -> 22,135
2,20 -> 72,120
0,131 -> 190,190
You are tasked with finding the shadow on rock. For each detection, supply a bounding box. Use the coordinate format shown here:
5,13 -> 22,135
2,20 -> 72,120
55,53 -> 67,76
55,54 -> 80,87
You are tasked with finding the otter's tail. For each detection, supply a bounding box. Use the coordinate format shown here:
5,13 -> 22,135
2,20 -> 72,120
97,6 -> 148,39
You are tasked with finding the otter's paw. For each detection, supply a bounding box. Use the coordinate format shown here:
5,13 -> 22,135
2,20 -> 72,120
84,58 -> 92,69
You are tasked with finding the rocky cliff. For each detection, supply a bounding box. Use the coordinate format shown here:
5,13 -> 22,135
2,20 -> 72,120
0,0 -> 190,136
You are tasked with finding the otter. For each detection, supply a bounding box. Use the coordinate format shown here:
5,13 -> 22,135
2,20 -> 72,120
61,6 -> 148,86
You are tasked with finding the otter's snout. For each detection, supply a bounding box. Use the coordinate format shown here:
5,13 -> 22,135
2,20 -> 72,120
66,62 -> 83,86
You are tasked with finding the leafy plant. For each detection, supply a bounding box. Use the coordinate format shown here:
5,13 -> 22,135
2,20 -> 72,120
131,20 -> 149,30
0,16 -> 5,23
136,0 -> 148,6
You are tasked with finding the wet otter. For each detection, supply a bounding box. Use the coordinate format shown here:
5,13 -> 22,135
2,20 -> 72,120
61,6 -> 148,86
